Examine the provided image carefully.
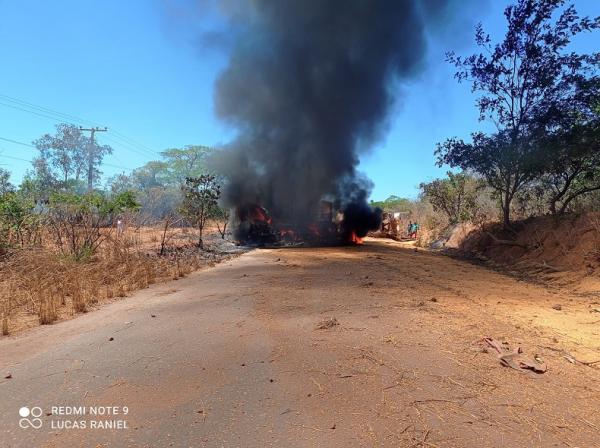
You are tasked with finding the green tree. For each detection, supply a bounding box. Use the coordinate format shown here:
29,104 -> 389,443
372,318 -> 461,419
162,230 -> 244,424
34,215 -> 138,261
0,192 -> 37,247
0,168 -> 13,195
33,124 -> 89,184
420,172 -> 483,224
106,172 -> 134,194
180,175 -> 221,248
85,140 -> 113,191
108,162 -> 174,221
161,145 -> 212,186
107,191 -> 141,216
20,157 -> 59,203
370,195 -> 411,212
541,117 -> 600,214
106,146 -> 215,222
439,0 -> 599,227
437,131 -> 542,226
130,161 -> 169,190
47,191 -> 139,260
32,123 -> 113,190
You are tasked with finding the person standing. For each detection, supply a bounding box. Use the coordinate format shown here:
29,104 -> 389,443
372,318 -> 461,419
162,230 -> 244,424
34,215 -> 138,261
116,216 -> 124,236
412,222 -> 419,239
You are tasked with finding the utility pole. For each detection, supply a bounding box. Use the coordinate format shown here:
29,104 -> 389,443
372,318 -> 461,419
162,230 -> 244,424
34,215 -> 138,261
79,126 -> 107,191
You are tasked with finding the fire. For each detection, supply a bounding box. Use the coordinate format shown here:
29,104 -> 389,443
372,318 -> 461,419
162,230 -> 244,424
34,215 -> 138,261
349,231 -> 363,245
235,201 -> 378,247
307,223 -> 321,237
249,206 -> 272,224
279,228 -> 297,241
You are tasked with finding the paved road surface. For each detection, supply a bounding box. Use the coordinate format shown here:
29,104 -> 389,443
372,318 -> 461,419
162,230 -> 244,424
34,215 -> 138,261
1,239 -> 599,447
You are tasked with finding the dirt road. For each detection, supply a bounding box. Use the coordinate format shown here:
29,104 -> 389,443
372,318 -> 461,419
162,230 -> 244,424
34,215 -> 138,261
1,239 -> 599,447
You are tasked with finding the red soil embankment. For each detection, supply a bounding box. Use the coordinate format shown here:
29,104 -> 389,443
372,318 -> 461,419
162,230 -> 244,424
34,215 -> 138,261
451,213 -> 600,292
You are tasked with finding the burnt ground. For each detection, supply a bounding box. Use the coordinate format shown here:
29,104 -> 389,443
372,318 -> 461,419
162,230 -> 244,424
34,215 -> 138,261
0,238 -> 599,447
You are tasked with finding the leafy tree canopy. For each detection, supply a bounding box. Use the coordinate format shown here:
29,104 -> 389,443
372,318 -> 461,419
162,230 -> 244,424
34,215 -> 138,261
439,0 -> 599,226
370,195 -> 411,212
420,172 -> 484,224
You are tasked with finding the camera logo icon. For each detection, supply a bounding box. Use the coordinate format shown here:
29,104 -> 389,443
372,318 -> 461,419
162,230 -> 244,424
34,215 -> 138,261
19,406 -> 43,429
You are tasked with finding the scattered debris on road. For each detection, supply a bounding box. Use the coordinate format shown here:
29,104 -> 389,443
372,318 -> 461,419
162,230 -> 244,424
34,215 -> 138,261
482,337 -> 547,374
316,317 -> 339,329
539,345 -> 600,367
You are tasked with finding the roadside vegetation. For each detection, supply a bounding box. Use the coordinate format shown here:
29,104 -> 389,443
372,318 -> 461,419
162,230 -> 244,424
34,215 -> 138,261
373,1 -> 600,265
0,142 -> 235,335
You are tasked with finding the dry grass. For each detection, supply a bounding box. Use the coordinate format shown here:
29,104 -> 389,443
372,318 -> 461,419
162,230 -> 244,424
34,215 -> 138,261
0,224 -> 234,335
587,214 -> 600,260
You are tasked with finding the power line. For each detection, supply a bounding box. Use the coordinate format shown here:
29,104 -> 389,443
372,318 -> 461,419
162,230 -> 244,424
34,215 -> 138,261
0,153 -> 129,175
0,136 -> 35,148
0,102 -> 156,160
0,93 -> 98,126
111,130 -> 159,156
103,162 -> 132,170
0,143 -> 33,164
0,135 -> 133,171
0,99 -> 159,159
0,153 -> 32,163
0,100 -> 69,123
0,93 -> 214,178
98,134 -> 158,159
0,92 -> 161,158
107,151 -> 130,172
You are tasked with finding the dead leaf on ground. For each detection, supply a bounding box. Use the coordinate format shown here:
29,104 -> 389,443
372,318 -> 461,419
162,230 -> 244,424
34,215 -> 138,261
482,337 -> 506,354
510,354 -> 547,373
482,337 -> 547,375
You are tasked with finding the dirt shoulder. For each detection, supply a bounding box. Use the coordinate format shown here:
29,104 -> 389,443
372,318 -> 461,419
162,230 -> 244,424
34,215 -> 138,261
1,238 -> 598,447
450,213 -> 600,296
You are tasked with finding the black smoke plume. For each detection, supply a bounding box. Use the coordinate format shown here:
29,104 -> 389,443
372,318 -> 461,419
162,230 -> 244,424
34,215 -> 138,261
210,0 -> 458,240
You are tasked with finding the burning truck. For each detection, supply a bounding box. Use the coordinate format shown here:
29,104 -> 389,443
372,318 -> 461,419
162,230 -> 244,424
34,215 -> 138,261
233,200 -> 381,247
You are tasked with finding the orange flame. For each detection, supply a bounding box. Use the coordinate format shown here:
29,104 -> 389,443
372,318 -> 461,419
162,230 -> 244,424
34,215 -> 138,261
280,228 -> 296,240
307,223 -> 321,237
349,231 -> 363,245
250,206 -> 272,224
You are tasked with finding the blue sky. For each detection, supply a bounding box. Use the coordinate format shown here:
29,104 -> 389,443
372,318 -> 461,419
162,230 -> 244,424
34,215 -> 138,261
0,0 -> 598,200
